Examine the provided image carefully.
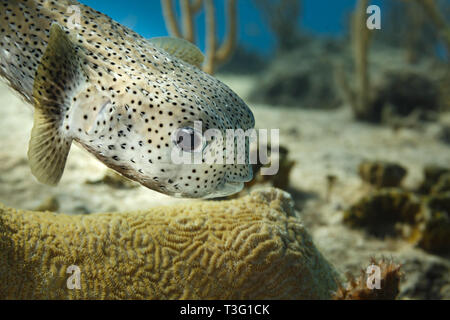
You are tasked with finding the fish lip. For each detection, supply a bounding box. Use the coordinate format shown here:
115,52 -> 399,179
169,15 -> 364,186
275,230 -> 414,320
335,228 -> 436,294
201,181 -> 244,199
242,167 -> 254,183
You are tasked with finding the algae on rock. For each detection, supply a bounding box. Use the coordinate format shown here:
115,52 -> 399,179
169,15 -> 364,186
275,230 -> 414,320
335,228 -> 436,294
419,193 -> 450,253
334,258 -> 402,300
343,189 -> 422,237
346,165 -> 450,254
358,161 -> 407,189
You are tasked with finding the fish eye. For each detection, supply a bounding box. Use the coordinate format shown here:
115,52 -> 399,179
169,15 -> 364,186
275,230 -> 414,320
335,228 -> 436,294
172,127 -> 204,153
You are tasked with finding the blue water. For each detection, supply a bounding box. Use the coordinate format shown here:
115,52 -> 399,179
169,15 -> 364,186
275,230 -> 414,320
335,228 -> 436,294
81,0 -> 385,55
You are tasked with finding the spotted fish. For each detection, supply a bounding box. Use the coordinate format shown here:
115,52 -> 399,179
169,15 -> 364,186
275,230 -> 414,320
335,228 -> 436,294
0,0 -> 255,198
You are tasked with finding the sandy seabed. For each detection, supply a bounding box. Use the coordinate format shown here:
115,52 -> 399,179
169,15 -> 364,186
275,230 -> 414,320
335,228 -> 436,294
1,75 -> 449,299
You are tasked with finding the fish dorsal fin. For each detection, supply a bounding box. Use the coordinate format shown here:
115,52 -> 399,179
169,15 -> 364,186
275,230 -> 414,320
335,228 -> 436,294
29,24 -> 86,186
149,37 -> 204,68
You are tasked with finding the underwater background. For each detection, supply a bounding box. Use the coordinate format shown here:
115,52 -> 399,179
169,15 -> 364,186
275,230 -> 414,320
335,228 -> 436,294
81,0 -> 383,54
0,0 -> 449,299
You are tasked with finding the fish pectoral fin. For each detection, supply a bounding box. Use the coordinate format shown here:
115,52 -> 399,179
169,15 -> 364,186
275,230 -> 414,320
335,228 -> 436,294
148,37 -> 205,68
29,24 -> 86,186
28,109 -> 72,186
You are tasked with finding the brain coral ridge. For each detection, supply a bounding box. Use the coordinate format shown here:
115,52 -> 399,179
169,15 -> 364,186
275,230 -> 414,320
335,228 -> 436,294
0,188 -> 338,300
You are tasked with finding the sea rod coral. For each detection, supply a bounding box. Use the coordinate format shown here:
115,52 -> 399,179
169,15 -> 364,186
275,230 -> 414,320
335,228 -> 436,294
0,189 -> 339,300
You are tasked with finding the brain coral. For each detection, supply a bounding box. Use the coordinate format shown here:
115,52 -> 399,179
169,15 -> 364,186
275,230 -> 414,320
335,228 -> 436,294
0,188 -> 338,300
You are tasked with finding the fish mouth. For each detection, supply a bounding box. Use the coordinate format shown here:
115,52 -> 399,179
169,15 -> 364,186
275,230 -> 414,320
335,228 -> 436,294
202,181 -> 244,199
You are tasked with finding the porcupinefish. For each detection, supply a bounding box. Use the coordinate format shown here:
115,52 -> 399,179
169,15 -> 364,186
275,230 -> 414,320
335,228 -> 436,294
0,0 -> 255,198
